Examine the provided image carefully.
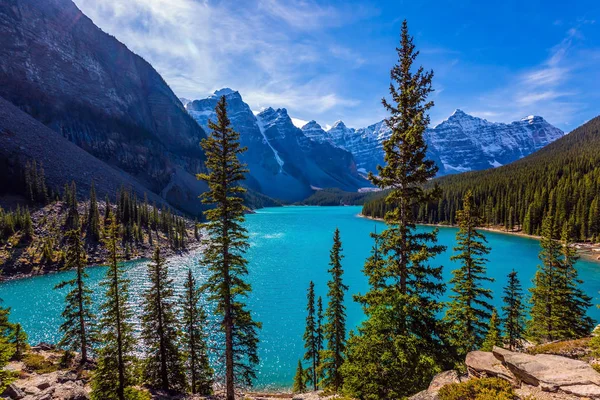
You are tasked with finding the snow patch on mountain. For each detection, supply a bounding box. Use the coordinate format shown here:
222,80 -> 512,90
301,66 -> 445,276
302,110 -> 564,176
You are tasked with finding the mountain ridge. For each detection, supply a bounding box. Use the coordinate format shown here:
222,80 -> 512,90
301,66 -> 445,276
301,110 -> 564,175
184,89 -> 369,202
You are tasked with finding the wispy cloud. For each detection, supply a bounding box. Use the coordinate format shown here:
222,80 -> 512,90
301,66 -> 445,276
73,0 -> 369,122
462,25 -> 598,129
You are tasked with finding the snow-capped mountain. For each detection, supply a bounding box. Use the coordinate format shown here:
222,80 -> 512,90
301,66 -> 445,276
302,110 -> 564,175
184,89 -> 368,201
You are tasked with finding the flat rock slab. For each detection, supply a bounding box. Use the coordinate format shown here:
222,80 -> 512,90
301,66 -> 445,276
465,350 -> 517,384
493,346 -> 600,397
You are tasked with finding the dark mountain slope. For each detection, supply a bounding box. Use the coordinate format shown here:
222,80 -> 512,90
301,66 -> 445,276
0,0 -> 209,214
362,116 -> 600,241
0,95 -> 165,206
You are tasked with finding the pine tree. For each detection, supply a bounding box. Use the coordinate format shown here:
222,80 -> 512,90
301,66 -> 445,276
91,213 -> 135,400
141,246 -> 186,391
342,20 -> 446,399
8,323 -> 27,360
528,214 -> 562,343
555,222 -> 594,338
321,228 -> 347,392
315,296 -> 324,384
303,281 -> 318,390
54,227 -> 96,364
65,181 -> 80,231
481,309 -> 502,351
293,359 -> 306,394
180,269 -> 213,395
87,181 -> 101,241
502,270 -> 525,350
197,95 -> 261,399
445,190 -> 494,357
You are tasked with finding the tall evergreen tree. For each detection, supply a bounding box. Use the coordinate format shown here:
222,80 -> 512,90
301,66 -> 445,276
555,223 -> 594,338
293,359 -> 306,394
197,95 -> 261,399
303,281 -> 318,390
481,309 -> 502,351
342,20 -> 446,399
65,181 -> 79,231
502,270 -> 525,350
321,228 -> 347,392
315,295 -> 324,383
180,269 -> 213,395
8,323 -> 27,360
445,190 -> 494,357
527,215 -> 593,343
54,227 -> 96,364
87,181 -> 101,241
141,246 -> 186,391
528,214 -> 562,342
91,213 -> 135,400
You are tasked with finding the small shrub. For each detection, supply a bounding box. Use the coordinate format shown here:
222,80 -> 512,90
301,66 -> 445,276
438,377 -> 515,400
22,353 -> 59,374
124,387 -> 152,400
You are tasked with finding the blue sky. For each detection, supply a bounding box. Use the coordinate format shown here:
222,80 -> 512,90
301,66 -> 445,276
73,0 -> 600,131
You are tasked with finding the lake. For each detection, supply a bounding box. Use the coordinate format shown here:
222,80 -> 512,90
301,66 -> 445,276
1,206 -> 600,390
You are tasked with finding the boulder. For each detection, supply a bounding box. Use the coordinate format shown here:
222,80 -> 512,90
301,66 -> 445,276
408,370 -> 464,400
1,384 -> 25,399
465,350 -> 517,384
52,383 -> 89,400
492,346 -> 600,397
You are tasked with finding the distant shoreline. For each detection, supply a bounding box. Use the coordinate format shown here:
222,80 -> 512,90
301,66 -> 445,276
357,213 -> 600,264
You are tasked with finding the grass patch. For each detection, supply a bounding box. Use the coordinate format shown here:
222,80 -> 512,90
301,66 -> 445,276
22,353 -> 59,374
438,377 -> 515,400
527,337 -> 591,358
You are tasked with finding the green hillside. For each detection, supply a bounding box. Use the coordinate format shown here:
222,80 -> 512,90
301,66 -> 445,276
363,115 -> 600,241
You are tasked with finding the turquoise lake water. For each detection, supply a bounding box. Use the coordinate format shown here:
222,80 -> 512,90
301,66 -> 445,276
1,205 -> 600,389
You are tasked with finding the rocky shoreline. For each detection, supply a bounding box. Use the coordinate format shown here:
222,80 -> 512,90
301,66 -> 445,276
0,200 -> 205,282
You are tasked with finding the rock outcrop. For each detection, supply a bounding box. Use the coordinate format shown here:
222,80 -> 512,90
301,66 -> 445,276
492,346 -> 600,398
409,370 -> 465,400
460,346 -> 600,398
1,370 -> 89,400
465,350 -> 517,384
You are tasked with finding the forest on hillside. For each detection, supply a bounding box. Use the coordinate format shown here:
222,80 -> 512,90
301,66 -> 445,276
362,116 -> 600,242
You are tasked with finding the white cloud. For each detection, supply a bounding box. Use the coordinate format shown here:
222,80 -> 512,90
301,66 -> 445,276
73,0 -> 368,123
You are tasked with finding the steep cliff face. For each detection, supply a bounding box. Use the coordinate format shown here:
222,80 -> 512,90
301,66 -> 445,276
0,0 -> 208,214
185,90 -> 369,201
303,110 -> 564,175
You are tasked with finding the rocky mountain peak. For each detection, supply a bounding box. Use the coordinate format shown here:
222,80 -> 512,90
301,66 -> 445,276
302,120 -> 322,130
212,87 -> 237,97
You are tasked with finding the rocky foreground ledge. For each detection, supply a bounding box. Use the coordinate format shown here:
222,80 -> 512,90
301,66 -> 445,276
412,345 -> 600,400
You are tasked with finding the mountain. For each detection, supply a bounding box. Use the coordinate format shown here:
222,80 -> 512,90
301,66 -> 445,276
362,115 -> 600,242
302,110 -> 564,175
0,95 -> 166,206
0,0 -> 208,215
185,89 -> 369,201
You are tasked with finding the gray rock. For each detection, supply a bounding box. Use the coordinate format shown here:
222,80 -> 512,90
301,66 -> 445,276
492,346 -> 600,396
52,383 -> 89,400
465,350 -> 517,384
408,370 -> 464,400
1,384 -> 25,399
